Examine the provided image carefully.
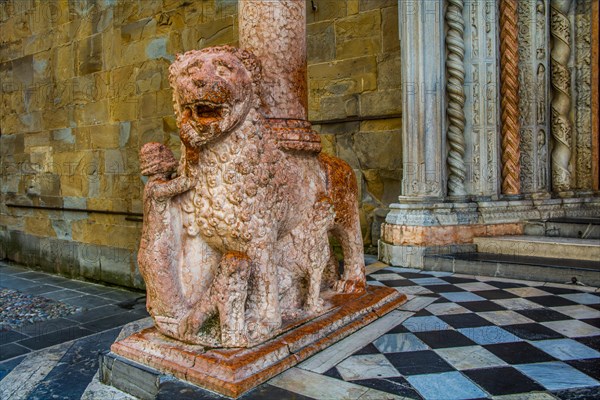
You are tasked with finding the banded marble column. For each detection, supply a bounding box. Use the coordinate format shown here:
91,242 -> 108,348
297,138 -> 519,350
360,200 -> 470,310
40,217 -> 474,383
499,0 -> 522,195
517,0 -> 551,195
398,0 -> 446,201
463,0 -> 501,198
550,0 -> 573,192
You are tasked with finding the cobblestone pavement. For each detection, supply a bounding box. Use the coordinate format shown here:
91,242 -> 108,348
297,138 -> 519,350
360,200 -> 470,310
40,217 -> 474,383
1,260 -> 599,399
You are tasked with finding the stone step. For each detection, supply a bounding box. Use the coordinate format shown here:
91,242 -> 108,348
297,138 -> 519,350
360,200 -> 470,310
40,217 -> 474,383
473,235 -> 600,261
524,217 -> 600,240
423,252 -> 600,287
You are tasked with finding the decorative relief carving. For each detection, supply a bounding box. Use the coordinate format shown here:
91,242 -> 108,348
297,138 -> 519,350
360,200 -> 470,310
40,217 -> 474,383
550,0 -> 573,192
575,0 -> 592,189
463,0 -> 499,197
499,0 -> 522,195
518,0 -> 550,194
445,0 -> 467,197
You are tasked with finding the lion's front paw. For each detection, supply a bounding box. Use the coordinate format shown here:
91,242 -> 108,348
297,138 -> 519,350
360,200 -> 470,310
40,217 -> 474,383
177,309 -> 208,338
305,297 -> 325,314
333,278 -> 366,294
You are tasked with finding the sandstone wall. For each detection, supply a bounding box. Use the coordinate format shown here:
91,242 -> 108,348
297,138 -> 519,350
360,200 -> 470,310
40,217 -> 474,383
0,0 -> 401,287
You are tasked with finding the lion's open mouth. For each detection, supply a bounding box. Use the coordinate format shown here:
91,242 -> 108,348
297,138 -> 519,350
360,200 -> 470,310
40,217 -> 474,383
184,101 -> 228,125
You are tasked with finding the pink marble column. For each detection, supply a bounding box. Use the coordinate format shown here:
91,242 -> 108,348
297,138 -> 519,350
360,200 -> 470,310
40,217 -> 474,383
239,0 -> 307,120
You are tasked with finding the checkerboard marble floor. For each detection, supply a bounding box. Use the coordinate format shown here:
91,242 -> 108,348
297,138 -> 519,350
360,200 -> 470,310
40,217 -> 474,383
2,263 -> 599,399
306,267 -> 600,400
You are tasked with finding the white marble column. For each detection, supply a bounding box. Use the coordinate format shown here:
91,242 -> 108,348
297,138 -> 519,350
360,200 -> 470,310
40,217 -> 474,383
398,0 -> 446,201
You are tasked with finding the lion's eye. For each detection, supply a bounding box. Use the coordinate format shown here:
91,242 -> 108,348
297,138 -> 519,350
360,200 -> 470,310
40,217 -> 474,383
215,61 -> 233,77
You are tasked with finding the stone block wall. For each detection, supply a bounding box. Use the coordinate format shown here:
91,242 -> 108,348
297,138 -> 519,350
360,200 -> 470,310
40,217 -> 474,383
0,0 -> 401,287
308,0 -> 402,250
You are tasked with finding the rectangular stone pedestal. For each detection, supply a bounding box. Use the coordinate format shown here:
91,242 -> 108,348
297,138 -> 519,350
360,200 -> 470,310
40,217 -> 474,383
102,285 -> 406,398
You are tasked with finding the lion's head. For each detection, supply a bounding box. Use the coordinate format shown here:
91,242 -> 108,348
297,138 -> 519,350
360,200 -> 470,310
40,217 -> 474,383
169,46 -> 262,149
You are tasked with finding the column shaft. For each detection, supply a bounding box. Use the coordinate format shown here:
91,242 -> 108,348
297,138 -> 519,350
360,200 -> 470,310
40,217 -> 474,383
399,0 -> 445,200
499,0 -> 522,195
239,0 -> 307,120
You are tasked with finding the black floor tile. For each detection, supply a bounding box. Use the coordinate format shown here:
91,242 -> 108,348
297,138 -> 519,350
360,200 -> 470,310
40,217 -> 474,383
413,309 -> 432,317
471,290 -> 518,300
0,329 -> 28,344
383,279 -> 417,287
157,378 -> 225,400
0,277 -> 38,290
26,328 -> 121,400
485,281 -> 527,289
414,330 -> 476,349
352,377 -> 423,399
528,295 -> 579,307
440,276 -> 479,284
397,272 -> 429,279
17,284 -> 62,295
581,318 -> 600,328
98,290 -> 145,303
33,276 -> 70,285
566,359 -> 600,381
0,343 -> 30,361
439,313 -> 492,329
53,280 -> 97,290
575,336 -> 600,352
43,289 -> 84,301
552,386 -> 600,400
534,286 -> 582,295
323,366 -> 343,380
353,343 -> 381,355
502,323 -> 565,340
459,301 -> 507,312
369,269 -> 394,275
385,350 -> 455,376
65,304 -> 130,323
484,341 -> 557,364
80,312 -> 145,332
425,285 -> 466,293
241,384 -> 317,400
0,355 -> 26,380
386,324 -> 410,334
463,367 -> 544,395
17,326 -> 94,350
516,308 -> 573,322
15,271 -> 51,280
17,317 -> 79,337
62,294 -> 114,309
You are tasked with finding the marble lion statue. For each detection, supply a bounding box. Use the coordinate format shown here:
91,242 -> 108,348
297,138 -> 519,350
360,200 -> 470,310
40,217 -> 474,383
138,45 -> 366,348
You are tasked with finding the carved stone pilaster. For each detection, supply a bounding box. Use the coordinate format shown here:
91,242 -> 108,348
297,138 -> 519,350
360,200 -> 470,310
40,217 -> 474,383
398,0 -> 445,200
518,0 -> 551,195
499,0 -> 522,195
575,0 -> 593,190
463,0 -> 500,198
445,0 -> 467,198
550,0 -> 573,192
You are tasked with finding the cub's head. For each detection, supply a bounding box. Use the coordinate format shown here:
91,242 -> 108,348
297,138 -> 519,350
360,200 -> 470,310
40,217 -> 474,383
169,46 -> 262,148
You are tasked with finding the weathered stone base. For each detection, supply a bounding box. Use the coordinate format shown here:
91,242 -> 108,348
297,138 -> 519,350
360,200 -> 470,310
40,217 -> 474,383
379,195 -> 600,268
102,285 -> 406,398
